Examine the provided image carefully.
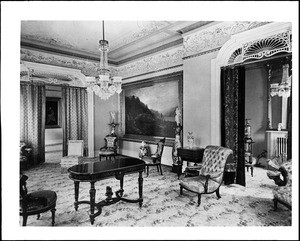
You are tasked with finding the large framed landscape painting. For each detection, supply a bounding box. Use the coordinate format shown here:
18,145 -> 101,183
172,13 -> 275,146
121,72 -> 183,145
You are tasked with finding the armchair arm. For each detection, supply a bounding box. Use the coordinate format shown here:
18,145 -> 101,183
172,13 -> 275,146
186,164 -> 203,171
204,175 -> 210,193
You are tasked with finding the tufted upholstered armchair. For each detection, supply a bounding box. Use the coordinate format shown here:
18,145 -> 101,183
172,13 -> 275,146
267,159 -> 292,210
179,145 -> 233,206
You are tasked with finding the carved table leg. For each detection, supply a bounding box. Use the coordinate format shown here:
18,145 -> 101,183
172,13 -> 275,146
119,175 -> 124,197
74,181 -> 79,211
138,171 -> 143,207
89,181 -> 96,225
51,206 -> 56,226
22,215 -> 28,226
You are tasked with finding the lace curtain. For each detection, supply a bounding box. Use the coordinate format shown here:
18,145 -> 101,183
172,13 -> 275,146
62,87 -> 88,156
20,83 -> 46,166
221,66 -> 246,186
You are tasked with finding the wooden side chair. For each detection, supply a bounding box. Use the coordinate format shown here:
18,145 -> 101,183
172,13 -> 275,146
20,174 -> 57,226
142,137 -> 166,177
179,145 -> 233,206
99,134 -> 118,161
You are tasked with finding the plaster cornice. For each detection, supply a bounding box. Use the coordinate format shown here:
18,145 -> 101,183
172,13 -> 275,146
183,21 -> 271,59
21,61 -> 87,87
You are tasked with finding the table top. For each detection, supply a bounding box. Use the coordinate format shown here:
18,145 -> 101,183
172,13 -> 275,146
178,147 -> 204,151
68,156 -> 145,181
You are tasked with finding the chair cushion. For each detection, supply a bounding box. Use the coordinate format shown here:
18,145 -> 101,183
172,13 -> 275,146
267,170 -> 281,179
142,156 -> 159,164
180,175 -> 220,193
273,185 -> 292,206
99,150 -> 115,156
20,190 -> 57,214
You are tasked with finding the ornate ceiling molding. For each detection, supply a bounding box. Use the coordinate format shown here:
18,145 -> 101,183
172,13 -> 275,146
227,27 -> 291,65
20,21 -> 282,82
215,22 -> 292,67
183,21 -> 270,59
20,61 -> 87,87
21,48 -> 103,77
115,46 -> 184,79
111,21 -> 175,50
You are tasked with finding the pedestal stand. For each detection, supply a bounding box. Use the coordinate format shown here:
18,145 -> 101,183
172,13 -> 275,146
172,108 -> 183,175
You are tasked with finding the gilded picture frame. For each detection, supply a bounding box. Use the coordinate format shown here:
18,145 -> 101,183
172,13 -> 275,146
120,71 -> 183,146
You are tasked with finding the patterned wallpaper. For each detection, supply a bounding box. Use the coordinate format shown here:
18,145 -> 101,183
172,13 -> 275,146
20,21 -> 271,79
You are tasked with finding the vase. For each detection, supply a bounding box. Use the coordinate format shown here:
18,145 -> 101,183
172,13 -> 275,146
187,132 -> 194,149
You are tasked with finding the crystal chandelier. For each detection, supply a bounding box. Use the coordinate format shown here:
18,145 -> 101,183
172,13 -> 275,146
86,21 -> 122,100
270,64 -> 291,98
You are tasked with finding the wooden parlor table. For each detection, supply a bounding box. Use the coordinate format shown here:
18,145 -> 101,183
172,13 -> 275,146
68,156 -> 145,225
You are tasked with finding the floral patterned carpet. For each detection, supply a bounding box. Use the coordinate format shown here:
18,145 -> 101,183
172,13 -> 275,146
20,158 -> 291,227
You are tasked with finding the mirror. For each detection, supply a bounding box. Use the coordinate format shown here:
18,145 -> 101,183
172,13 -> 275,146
267,57 -> 292,131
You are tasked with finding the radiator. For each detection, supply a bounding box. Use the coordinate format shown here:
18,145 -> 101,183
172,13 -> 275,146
276,137 -> 288,157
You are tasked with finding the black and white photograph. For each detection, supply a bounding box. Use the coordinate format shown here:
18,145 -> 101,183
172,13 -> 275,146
1,1 -> 299,240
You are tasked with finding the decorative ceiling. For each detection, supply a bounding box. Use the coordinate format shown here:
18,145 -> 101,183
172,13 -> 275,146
21,20 -> 213,65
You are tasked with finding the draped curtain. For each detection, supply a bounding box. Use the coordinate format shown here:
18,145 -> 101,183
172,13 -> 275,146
287,93 -> 292,160
62,87 -> 88,156
20,83 -> 46,166
221,66 -> 246,186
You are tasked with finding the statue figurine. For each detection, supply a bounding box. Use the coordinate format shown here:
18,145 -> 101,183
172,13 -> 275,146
172,131 -> 182,165
139,141 -> 149,159
172,107 -> 182,166
110,111 -> 116,123
175,108 -> 181,126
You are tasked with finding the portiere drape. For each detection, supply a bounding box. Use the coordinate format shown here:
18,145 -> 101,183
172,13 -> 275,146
20,83 -> 46,166
221,66 -> 246,186
62,87 -> 88,156
287,93 -> 292,160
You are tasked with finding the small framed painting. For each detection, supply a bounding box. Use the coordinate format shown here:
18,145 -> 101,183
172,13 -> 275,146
45,97 -> 61,128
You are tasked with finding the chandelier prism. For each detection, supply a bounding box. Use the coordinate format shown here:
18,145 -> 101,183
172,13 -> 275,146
86,21 -> 122,100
